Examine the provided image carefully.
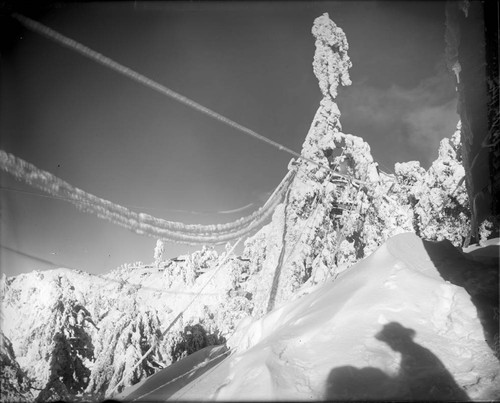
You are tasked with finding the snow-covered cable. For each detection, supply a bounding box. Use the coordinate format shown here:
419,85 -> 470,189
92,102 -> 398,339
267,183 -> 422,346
148,167 -> 296,236
0,185 -> 257,216
108,238 -> 242,397
0,150 -> 295,244
11,13 -> 366,184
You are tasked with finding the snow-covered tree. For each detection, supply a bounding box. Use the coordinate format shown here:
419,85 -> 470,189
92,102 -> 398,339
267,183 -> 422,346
170,322 -> 225,362
36,296 -> 95,402
393,124 -> 470,247
185,246 -> 219,284
86,292 -> 164,397
1,271 -> 98,401
1,331 -> 34,402
153,239 -> 165,268
239,13 -> 395,316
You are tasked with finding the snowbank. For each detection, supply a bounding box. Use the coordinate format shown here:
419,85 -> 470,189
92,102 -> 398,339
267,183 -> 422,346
135,233 -> 499,401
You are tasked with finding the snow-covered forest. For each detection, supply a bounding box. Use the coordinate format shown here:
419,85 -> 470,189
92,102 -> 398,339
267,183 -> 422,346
1,4 -> 499,403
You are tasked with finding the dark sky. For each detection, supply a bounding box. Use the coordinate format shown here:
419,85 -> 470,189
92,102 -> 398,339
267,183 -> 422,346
0,1 -> 458,276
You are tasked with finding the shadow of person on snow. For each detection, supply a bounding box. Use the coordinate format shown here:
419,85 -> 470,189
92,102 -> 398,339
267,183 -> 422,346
325,322 -> 469,401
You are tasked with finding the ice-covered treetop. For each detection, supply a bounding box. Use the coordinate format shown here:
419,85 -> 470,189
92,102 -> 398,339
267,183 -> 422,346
312,13 -> 352,99
299,13 -> 357,168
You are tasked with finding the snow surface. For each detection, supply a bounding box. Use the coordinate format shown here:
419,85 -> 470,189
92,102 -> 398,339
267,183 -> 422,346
115,345 -> 229,401
121,233 -> 499,401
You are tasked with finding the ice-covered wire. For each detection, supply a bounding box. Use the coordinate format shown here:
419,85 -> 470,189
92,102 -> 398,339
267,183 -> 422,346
0,150 -> 293,236
0,150 -> 295,244
0,185 -> 256,216
11,13 -> 366,185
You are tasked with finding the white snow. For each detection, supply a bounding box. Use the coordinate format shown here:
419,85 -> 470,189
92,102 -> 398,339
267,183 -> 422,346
155,233 -> 500,401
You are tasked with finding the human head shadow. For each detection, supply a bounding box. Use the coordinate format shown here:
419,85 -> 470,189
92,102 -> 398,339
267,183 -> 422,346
325,322 -> 469,401
422,239 -> 499,359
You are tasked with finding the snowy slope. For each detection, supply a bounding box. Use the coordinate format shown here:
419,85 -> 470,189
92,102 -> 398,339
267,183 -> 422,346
127,233 -> 499,401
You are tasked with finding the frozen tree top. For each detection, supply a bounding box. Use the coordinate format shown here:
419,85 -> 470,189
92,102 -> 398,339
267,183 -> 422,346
312,13 -> 352,99
300,13 -> 355,165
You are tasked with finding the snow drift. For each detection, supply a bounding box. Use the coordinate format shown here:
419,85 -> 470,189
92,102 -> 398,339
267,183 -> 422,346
126,233 -> 499,401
